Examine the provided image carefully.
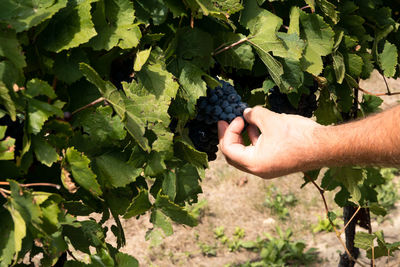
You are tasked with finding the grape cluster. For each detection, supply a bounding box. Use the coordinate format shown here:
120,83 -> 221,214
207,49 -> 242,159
188,80 -> 248,161
268,87 -> 317,118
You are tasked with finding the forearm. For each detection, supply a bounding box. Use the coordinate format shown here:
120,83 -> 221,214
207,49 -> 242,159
312,106 -> 400,168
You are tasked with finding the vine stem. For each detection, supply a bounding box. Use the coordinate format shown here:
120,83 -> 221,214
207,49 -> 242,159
358,87 -> 400,96
339,206 -> 361,235
0,181 -> 61,189
0,188 -> 8,198
212,37 -> 249,56
71,97 -> 105,115
304,174 -> 367,267
300,5 -> 314,12
381,73 -> 391,95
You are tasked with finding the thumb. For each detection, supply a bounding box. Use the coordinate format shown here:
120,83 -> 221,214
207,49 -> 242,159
243,106 -> 270,130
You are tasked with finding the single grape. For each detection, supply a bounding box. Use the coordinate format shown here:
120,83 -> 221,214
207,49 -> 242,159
213,106 -> 222,116
205,105 -> 213,114
221,100 -> 229,108
64,111 -> 72,121
228,93 -> 239,103
224,106 -> 233,114
209,93 -> 218,104
198,97 -> 208,109
215,89 -> 224,97
227,113 -> 236,122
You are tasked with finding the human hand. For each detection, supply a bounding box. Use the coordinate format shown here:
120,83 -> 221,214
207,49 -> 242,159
218,106 -> 323,179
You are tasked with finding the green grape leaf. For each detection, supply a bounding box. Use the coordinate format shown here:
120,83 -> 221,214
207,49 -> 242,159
32,135 -> 59,167
314,87 -> 341,125
63,201 -> 95,216
378,41 -> 398,77
54,49 -> 90,84
150,209 -> 173,236
4,206 -> 25,265
327,211 -> 337,221
344,53 -> 363,78
174,137 -> 208,168
134,48 -> 152,72
90,0 -> 141,50
360,94 -> 383,115
144,151 -> 167,177
360,52 -> 374,79
304,0 -> 315,11
175,164 -> 202,203
74,106 -> 126,144
178,62 -> 208,117
163,0 -> 186,18
241,1 -> 304,61
135,0 -> 168,25
162,170 -> 177,201
25,79 -> 56,99
168,27 -> 214,71
0,81 -> 16,121
115,252 -> 139,267
214,32 -> 254,70
369,203 -> 386,217
65,147 -> 102,197
316,0 -> 338,24
123,189 -> 152,219
0,0 -> 68,33
332,52 -> 345,84
27,99 -> 63,135
329,167 -> 365,202
0,211 -> 15,266
0,27 -> 26,69
79,63 -> 149,151
299,10 -> 334,75
214,0 -> 243,14
39,0 -> 98,52
0,60 -> 24,90
94,151 -> 142,188
0,134 -> 15,160
155,193 -> 198,226
63,220 -> 105,253
354,231 -> 375,250
288,7 -> 300,35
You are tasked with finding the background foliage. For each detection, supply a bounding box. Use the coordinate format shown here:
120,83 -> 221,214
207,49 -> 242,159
0,0 -> 399,266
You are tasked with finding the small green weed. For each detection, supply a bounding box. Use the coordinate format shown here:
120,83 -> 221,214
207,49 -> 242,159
264,186 -> 297,220
214,226 -> 247,252
312,216 -> 343,233
376,168 -> 399,211
235,227 -> 319,267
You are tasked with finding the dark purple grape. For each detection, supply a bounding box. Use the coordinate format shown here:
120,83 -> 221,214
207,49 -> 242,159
209,94 -> 218,103
215,89 -> 224,97
227,113 -> 235,122
221,100 -> 229,108
198,97 -> 208,109
213,106 -> 222,116
64,111 -> 72,121
224,106 -> 233,114
205,105 -> 213,114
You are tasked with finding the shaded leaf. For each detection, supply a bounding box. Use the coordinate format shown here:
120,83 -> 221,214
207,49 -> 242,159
40,0 -> 97,52
155,193 -> 198,226
65,147 -> 102,197
90,0 -> 141,50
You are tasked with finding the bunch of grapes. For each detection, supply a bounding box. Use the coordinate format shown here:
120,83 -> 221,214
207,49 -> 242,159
188,80 -> 248,161
267,86 -> 318,118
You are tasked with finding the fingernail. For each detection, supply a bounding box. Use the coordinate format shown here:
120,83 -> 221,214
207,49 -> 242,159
243,108 -> 252,116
